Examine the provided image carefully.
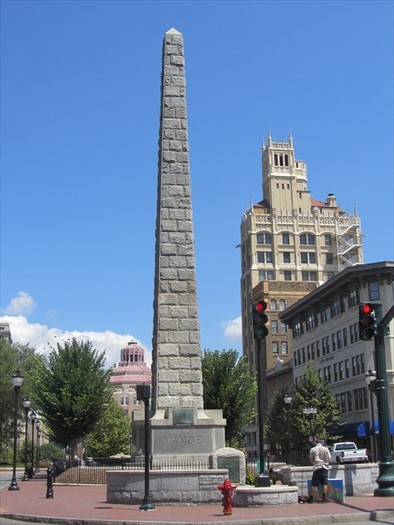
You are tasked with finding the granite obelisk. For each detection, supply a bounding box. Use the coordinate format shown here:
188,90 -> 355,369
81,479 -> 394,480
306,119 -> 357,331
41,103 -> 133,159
133,29 -> 225,462
151,28 -> 203,412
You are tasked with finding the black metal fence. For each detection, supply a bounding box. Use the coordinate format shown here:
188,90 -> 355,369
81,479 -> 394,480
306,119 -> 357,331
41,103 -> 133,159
53,457 -> 210,485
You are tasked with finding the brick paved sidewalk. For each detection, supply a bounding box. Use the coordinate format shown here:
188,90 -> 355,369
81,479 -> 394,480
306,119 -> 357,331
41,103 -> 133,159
1,477 -> 393,525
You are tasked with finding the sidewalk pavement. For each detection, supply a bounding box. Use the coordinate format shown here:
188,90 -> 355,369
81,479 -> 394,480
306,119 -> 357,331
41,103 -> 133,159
1,475 -> 393,525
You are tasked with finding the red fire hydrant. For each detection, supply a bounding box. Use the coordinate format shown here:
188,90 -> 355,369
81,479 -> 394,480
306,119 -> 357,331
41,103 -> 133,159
217,477 -> 237,515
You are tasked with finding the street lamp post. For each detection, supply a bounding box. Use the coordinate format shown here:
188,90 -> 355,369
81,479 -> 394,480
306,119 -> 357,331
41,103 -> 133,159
303,407 -> 317,443
35,419 -> 41,473
365,369 -> 377,462
9,371 -> 24,491
29,410 -> 37,478
284,393 -> 292,457
22,397 -> 32,481
136,384 -> 155,511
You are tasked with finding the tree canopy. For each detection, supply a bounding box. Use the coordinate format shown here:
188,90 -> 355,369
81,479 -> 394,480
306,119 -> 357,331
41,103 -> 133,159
266,363 -> 341,453
202,349 -> 257,448
85,399 -> 131,457
32,338 -> 113,450
0,339 -> 42,460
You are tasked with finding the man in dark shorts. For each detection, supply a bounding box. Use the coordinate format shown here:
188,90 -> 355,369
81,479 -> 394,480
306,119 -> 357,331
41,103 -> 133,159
307,437 -> 332,503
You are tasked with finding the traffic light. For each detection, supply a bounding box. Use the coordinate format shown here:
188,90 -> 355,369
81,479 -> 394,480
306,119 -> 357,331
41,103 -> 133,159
359,303 -> 377,341
252,300 -> 269,340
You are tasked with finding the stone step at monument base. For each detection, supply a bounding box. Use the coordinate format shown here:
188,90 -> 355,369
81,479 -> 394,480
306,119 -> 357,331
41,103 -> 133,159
106,469 -> 299,506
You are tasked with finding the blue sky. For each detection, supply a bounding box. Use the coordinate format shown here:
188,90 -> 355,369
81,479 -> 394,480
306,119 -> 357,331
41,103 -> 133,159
1,0 -> 393,368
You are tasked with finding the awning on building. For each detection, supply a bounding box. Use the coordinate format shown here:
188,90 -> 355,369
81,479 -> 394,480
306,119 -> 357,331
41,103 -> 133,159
340,421 -> 369,437
373,420 -> 394,435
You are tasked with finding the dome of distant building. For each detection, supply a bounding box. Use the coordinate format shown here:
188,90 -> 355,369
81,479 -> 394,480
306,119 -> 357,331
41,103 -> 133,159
110,341 -> 151,419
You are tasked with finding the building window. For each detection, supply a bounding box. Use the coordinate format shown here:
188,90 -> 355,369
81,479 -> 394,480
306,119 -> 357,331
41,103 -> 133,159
272,342 -> 279,354
325,253 -> 333,264
301,252 -> 316,264
281,342 -> 288,354
333,363 -> 338,382
337,330 -> 343,350
271,320 -> 278,334
350,322 -> 359,344
257,251 -> 273,264
324,234 -> 332,246
259,270 -> 275,281
332,333 -> 336,352
284,270 -> 292,281
320,310 -> 328,323
368,281 -> 380,301
270,299 -> 277,310
279,299 -> 286,311
340,392 -> 346,412
345,359 -> 350,378
316,340 -> 320,358
280,322 -> 287,334
348,289 -> 359,308
120,395 -> 129,406
300,233 -> 315,245
256,232 -> 272,245
347,391 -> 352,412
302,271 -> 317,281
306,314 -> 315,331
282,232 -> 290,245
274,153 -> 289,167
330,298 -> 341,317
343,327 -> 348,346
283,252 -> 291,263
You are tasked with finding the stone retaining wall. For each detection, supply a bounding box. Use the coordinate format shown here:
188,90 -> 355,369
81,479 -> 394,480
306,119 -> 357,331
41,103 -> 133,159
107,469 -> 227,505
280,463 -> 379,496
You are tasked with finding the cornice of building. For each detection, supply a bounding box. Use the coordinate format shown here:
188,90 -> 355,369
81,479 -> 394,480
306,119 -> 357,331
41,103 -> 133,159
279,261 -> 394,323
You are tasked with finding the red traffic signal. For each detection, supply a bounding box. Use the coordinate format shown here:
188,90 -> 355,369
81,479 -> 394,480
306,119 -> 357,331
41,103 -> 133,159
359,303 -> 376,341
254,300 -> 267,313
361,303 -> 373,315
253,301 -> 268,340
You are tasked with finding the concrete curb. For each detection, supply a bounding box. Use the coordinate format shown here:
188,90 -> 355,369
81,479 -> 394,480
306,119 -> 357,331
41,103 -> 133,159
1,510 -> 393,525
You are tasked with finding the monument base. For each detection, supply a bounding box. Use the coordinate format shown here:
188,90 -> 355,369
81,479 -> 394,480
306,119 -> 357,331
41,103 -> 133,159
132,408 -> 225,463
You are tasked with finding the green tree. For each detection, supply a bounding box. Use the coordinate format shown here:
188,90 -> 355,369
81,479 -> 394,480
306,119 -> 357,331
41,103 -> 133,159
35,442 -> 65,463
0,339 -> 42,461
32,338 -> 113,457
267,363 -> 341,453
85,399 -> 131,457
202,349 -> 257,448
266,388 -> 292,453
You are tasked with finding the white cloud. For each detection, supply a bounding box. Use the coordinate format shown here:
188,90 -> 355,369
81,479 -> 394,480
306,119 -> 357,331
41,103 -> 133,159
3,291 -> 37,316
0,315 -> 152,368
222,316 -> 242,343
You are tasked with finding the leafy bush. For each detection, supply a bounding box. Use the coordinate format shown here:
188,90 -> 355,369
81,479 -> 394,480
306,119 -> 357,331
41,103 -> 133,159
38,442 -> 65,462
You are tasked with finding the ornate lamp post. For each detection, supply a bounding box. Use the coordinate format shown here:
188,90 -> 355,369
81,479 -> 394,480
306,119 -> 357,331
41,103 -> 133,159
35,418 -> 41,473
303,407 -> 317,443
9,371 -> 24,491
284,393 -> 292,456
22,397 -> 32,481
136,384 -> 155,511
29,410 -> 37,478
365,369 -> 377,461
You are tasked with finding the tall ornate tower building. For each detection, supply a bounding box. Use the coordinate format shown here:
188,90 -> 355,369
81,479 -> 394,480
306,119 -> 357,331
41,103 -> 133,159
240,133 -> 364,453
110,341 -> 151,419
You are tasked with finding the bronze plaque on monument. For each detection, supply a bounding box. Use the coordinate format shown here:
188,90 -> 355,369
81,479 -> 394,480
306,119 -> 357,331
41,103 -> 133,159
173,409 -> 194,425
217,457 -> 240,483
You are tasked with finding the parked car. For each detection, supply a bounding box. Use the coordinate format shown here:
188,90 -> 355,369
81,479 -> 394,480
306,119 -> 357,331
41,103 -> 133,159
330,442 -> 369,464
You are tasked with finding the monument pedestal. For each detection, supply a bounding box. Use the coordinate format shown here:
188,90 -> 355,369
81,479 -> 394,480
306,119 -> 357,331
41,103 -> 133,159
133,408 -> 225,463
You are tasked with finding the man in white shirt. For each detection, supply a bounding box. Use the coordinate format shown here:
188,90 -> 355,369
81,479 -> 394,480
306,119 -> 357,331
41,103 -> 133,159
307,437 -> 332,503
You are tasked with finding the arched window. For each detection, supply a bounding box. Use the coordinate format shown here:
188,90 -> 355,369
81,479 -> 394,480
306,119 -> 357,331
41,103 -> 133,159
270,299 -> 277,310
279,299 -> 286,311
120,395 -> 129,406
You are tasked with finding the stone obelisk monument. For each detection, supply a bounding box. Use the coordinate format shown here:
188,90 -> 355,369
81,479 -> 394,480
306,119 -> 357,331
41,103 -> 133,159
133,29 -> 225,462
